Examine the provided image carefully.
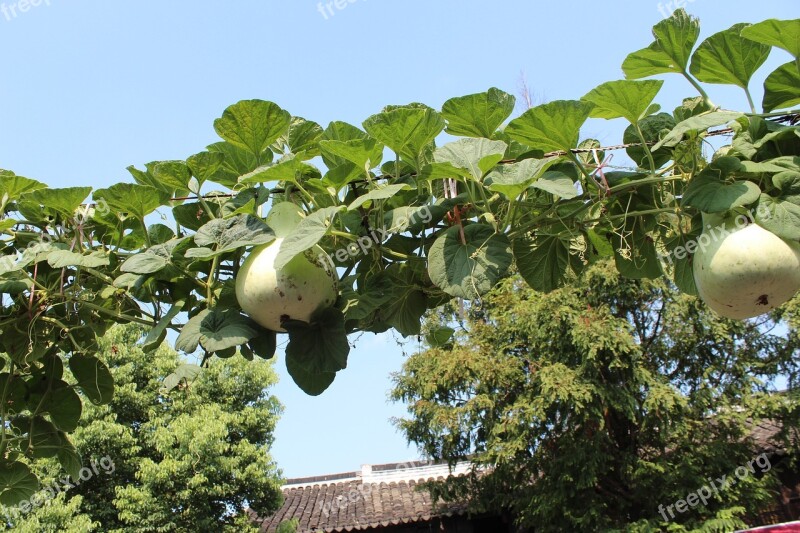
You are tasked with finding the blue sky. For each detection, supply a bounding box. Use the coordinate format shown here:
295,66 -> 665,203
0,0 -> 796,478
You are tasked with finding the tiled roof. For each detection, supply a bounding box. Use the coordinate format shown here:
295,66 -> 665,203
253,462 -> 471,532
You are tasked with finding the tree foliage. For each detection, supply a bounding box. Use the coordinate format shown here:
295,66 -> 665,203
3,325 -> 284,532
0,9 -> 797,492
391,263 -> 800,531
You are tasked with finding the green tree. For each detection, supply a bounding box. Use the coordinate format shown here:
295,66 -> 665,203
5,325 -> 284,532
391,262 -> 800,532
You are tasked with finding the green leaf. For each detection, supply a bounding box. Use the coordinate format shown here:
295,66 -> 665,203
285,356 -> 336,397
27,417 -> 63,458
172,202 -> 218,231
93,183 -> 164,220
46,250 -> 110,269
532,168 -> 580,199
427,224 -> 512,299
56,435 -> 82,481
198,309 -> 258,353
363,107 -> 445,163
582,80 -> 664,123
239,156 -> 322,185
46,387 -> 82,432
653,111 -> 744,150
433,138 -> 507,181
513,234 -> 581,292
248,328 -> 277,359
120,252 -> 169,275
681,158 -> 762,212
284,308 -> 350,374
485,157 -> 561,200
206,141 -> 263,187
148,223 -> 176,245
143,299 -> 185,352
0,172 -> 46,201
282,116 -> 324,157
623,113 -> 677,168
69,354 -> 114,404
614,230 -> 663,280
190,214 -> 274,258
213,100 -> 291,157
175,310 -> 209,353
0,461 -> 38,506
23,187 -> 92,218
689,23 -> 771,89
319,138 -> 384,171
161,363 -> 203,393
441,87 -> 516,138
622,9 -> 701,79
274,206 -> 342,270
426,326 -> 455,348
151,161 -> 192,193
505,100 -> 595,153
347,184 -> 413,211
763,62 -> 800,112
186,151 -> 225,186
740,19 -> 800,58
755,193 -> 800,241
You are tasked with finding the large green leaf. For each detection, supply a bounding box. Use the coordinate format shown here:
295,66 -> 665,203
274,206 -> 343,270
363,106 -> 445,163
582,80 -> 664,124
441,88 -> 516,138
740,19 -> 800,58
46,386 -> 82,432
285,356 -> 336,397
505,100 -> 595,153
427,224 -> 512,299
433,138 -> 507,181
532,168 -> 580,199
755,193 -> 800,241
0,172 -> 46,201
653,111 -> 744,150
26,417 -> 63,458
188,214 -> 274,259
23,187 -> 92,219
197,309 -> 258,353
284,308 -> 349,374
622,9 -> 701,79
239,156 -> 322,185
347,184 -> 413,211
187,151 -> 225,186
0,461 -> 38,506
513,234 -> 580,293
614,230 -> 663,280
319,138 -> 384,171
151,161 -> 191,193
485,157 -> 561,200
143,299 -> 186,352
206,141 -> 263,187
93,183 -> 164,220
120,252 -> 169,274
762,62 -> 800,112
213,100 -> 291,157
681,158 -> 762,212
689,23 -> 771,89
69,354 -> 114,405
623,113 -> 677,168
47,250 -> 110,269
282,116 -> 324,157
